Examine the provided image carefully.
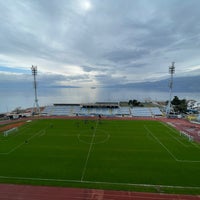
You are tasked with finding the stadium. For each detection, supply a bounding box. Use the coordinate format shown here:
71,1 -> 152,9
1,99 -> 200,199
2,0 -> 200,198
0,58 -> 199,200
41,102 -> 163,117
1,64 -> 200,199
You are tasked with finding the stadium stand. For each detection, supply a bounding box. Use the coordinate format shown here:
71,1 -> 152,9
81,102 -> 119,108
42,105 -> 54,115
78,107 -> 119,116
42,103 -> 163,118
116,107 -> 131,116
131,107 -> 152,117
150,107 -> 163,116
130,107 -> 163,117
78,107 -> 91,116
41,104 -> 80,116
78,102 -> 120,116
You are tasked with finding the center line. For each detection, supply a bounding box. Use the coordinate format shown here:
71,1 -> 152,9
81,121 -> 98,181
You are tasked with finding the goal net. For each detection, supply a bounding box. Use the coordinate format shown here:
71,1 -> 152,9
4,127 -> 18,137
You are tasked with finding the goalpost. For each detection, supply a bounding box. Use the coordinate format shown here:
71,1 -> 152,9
180,131 -> 194,142
4,127 -> 18,137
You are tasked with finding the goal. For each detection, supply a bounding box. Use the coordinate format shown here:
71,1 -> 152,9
4,127 -> 18,137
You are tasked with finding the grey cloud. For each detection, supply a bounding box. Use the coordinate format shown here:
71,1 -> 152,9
104,49 -> 149,64
0,73 -> 31,83
81,66 -> 94,72
0,0 -> 200,87
0,72 -> 90,88
39,73 -> 90,85
95,74 -> 127,85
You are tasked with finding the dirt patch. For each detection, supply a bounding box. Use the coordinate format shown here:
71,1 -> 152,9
0,121 -> 26,132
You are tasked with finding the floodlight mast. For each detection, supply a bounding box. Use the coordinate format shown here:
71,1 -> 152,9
31,65 -> 40,115
166,62 -> 175,117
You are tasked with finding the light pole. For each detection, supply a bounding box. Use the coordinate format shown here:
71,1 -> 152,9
31,65 -> 40,115
166,62 -> 175,117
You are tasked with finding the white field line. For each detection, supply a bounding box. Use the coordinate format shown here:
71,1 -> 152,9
13,123 -> 32,137
192,142 -> 200,150
78,129 -> 110,145
0,121 -> 36,144
165,123 -> 193,142
144,125 -> 200,163
161,122 -> 200,151
81,120 -> 99,181
144,125 -> 178,161
0,175 -> 200,190
160,122 -> 189,147
0,128 -> 47,155
78,134 -> 110,145
167,130 -> 189,147
12,121 -> 38,138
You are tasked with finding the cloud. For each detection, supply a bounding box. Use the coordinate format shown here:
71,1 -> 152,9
104,49 -> 149,63
0,0 -> 200,87
81,65 -> 94,72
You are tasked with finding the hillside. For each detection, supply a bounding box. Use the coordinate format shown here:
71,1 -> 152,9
106,75 -> 200,92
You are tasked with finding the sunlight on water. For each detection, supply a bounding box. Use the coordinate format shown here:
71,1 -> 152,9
0,87 -> 199,113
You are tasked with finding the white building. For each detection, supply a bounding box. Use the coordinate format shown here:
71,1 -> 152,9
187,100 -> 200,111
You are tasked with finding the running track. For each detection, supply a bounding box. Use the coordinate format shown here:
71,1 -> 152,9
0,184 -> 199,200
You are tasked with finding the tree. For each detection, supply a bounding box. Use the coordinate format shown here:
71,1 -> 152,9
128,100 -> 133,106
177,99 -> 187,113
171,96 -> 180,105
128,99 -> 143,107
171,96 -> 187,113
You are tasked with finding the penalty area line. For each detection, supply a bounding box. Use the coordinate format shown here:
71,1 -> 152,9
144,125 -> 200,163
144,125 -> 178,161
0,127 -> 48,155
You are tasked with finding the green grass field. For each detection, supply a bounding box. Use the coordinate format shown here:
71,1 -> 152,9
0,118 -> 200,194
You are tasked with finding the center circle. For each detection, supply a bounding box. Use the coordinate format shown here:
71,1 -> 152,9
78,129 -> 110,144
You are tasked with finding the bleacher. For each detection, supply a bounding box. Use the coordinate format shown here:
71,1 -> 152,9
150,107 -> 163,116
117,107 -> 131,116
78,107 -> 90,116
73,106 -> 81,115
41,105 -> 80,116
130,107 -> 163,117
42,104 -> 163,118
78,107 -> 118,116
131,107 -> 152,117
42,105 -> 54,115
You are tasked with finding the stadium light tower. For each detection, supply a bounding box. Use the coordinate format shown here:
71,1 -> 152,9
166,62 -> 175,117
31,65 -> 40,114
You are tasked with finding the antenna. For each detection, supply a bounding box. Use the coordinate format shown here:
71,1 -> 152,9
166,62 -> 175,117
31,65 -> 40,115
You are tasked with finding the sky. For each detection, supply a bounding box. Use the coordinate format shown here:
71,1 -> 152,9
0,0 -> 200,88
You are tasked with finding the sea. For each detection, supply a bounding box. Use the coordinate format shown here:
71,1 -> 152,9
0,87 -> 200,113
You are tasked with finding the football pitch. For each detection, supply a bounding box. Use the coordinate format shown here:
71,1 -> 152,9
0,118 -> 200,194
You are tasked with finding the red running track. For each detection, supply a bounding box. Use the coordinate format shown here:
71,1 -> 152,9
0,184 -> 199,200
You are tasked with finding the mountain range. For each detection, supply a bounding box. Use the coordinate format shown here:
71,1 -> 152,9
0,75 -> 199,93
104,75 -> 200,92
